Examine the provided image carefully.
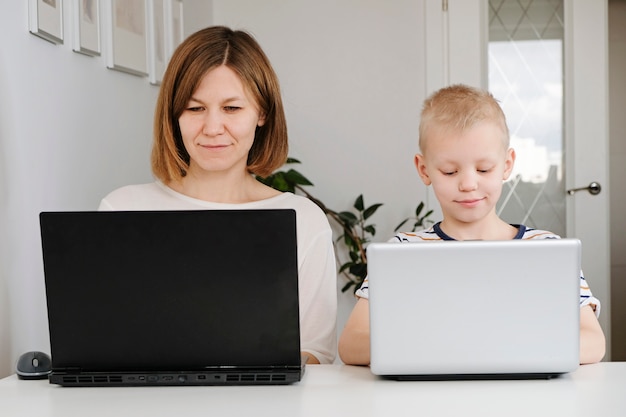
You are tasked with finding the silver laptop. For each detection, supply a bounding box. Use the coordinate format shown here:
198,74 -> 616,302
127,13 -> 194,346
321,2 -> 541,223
367,238 -> 581,379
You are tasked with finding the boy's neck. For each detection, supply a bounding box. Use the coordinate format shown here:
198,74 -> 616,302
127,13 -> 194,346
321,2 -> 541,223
439,217 -> 518,241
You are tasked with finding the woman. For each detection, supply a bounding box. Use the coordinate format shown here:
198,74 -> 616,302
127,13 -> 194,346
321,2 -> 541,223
99,26 -> 337,364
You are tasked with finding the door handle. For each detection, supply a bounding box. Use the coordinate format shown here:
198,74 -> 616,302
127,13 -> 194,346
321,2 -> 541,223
567,182 -> 601,196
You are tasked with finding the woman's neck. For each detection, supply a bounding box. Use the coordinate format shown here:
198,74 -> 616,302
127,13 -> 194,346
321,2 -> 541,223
168,170 -> 280,204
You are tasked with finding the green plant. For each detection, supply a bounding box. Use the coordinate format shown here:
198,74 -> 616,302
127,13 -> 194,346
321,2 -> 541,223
257,158 -> 433,293
334,194 -> 383,292
394,201 -> 434,233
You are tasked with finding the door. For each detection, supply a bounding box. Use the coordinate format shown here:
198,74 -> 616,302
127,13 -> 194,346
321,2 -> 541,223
608,0 -> 626,361
425,0 -> 611,358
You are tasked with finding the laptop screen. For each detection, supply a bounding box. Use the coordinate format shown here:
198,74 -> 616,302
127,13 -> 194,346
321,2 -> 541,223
367,239 -> 581,379
40,210 -> 301,375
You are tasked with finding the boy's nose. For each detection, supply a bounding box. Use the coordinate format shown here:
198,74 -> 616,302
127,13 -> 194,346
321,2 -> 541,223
458,174 -> 478,191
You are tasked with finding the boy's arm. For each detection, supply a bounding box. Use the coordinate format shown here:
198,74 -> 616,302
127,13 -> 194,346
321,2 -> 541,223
338,298 -> 371,365
579,304 -> 606,364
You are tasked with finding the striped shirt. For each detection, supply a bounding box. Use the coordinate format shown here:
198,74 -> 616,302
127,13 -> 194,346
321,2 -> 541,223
356,222 -> 600,316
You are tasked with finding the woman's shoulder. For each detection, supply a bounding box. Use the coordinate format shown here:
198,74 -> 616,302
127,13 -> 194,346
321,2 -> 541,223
279,192 -> 323,211
275,193 -> 329,224
259,192 -> 316,212
259,193 -> 331,238
98,182 -> 170,210
104,182 -> 162,197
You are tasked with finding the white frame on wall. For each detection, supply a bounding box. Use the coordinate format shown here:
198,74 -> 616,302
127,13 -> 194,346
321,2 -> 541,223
166,0 -> 184,58
147,0 -> 184,85
103,0 -> 148,77
147,0 -> 166,85
72,0 -> 101,56
29,0 -> 64,44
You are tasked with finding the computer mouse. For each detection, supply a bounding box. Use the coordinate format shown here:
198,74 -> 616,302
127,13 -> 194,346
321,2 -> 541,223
16,351 -> 52,380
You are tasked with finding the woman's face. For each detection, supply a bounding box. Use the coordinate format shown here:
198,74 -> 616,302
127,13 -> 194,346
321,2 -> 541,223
178,65 -> 265,178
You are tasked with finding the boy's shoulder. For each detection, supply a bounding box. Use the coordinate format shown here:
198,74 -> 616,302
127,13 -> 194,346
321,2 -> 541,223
390,225 -> 443,243
519,226 -> 561,240
391,224 -> 561,242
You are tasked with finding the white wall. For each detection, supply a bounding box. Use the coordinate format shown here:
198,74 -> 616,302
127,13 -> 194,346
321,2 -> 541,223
0,0 -> 429,375
212,0 -> 429,346
0,1 -> 212,377
213,1 -> 427,233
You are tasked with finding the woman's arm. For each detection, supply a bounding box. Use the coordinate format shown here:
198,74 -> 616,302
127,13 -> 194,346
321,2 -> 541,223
579,304 -> 605,364
338,298 -> 371,365
297,228 -> 338,364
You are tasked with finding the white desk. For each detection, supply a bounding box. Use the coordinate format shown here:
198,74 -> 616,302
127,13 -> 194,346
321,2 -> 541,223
1,363 -> 625,417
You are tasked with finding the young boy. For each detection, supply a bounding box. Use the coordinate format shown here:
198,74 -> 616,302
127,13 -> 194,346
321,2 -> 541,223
338,84 -> 606,366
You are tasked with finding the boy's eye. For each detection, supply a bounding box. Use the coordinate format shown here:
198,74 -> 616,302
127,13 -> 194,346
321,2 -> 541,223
442,171 -> 456,176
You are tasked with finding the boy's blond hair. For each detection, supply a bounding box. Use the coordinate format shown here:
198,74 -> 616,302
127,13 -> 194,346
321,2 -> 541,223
418,84 -> 509,153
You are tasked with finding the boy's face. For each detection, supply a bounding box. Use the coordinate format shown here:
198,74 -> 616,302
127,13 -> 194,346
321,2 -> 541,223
415,122 -> 515,226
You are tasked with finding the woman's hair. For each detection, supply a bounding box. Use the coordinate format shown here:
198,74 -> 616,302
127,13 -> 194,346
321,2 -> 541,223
152,26 -> 288,181
418,84 -> 509,153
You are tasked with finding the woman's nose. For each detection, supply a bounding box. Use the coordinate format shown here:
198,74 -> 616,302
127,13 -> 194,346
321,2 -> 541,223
202,111 -> 225,136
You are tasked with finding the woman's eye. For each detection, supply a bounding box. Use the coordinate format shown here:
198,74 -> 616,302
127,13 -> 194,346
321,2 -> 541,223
186,106 -> 204,112
224,106 -> 241,112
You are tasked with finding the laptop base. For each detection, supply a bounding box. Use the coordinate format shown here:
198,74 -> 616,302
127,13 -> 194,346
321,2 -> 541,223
50,367 -> 304,387
40,210 -> 303,388
382,372 -> 563,381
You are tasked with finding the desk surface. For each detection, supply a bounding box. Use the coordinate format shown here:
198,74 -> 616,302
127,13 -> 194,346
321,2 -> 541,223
1,363 -> 625,417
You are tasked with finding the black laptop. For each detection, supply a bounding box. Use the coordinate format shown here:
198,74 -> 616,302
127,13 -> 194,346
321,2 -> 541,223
39,209 -> 303,386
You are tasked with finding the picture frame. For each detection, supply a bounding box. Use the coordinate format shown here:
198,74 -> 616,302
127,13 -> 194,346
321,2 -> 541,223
166,0 -> 184,58
29,0 -> 64,44
73,0 -> 101,56
103,0 -> 148,77
147,0 -> 166,85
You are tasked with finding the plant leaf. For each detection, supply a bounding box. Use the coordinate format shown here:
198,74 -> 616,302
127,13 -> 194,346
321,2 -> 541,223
339,262 -> 353,273
349,263 -> 368,279
354,194 -> 364,211
271,174 -> 291,192
363,203 -> 383,220
341,281 -> 355,293
338,211 -> 358,224
285,169 -> 313,186
394,218 -> 409,232
415,201 -> 425,216
364,225 -> 376,235
341,233 -> 353,244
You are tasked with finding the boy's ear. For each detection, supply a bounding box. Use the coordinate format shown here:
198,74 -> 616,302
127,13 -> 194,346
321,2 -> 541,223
414,154 -> 432,186
502,147 -> 516,180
